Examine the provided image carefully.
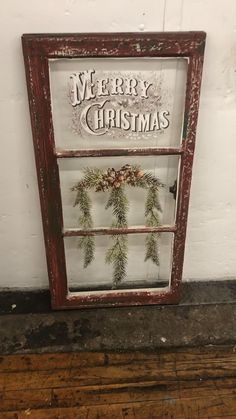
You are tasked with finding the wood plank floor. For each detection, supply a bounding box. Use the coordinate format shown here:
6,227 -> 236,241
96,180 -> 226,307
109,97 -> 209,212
1,346 -> 236,418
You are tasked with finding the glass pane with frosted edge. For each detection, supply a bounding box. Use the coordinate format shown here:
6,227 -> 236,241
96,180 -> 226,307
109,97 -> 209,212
58,155 -> 179,229
66,233 -> 173,292
49,58 -> 187,150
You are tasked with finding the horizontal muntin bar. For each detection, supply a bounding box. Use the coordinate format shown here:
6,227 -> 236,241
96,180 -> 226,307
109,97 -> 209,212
55,147 -> 182,158
63,225 -> 176,237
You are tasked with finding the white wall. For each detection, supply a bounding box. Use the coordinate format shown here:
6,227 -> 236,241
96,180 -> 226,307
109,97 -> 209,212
0,0 -> 236,289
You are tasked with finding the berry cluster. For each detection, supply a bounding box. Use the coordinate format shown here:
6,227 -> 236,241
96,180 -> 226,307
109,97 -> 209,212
95,164 -> 144,192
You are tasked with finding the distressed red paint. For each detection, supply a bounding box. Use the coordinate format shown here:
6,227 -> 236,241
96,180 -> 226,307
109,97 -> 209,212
22,32 -> 206,310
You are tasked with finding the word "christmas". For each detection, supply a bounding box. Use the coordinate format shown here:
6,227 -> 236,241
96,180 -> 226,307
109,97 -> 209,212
69,69 -> 170,136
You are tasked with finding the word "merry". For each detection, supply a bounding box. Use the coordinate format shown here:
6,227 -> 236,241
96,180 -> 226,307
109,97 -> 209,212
69,70 -> 152,106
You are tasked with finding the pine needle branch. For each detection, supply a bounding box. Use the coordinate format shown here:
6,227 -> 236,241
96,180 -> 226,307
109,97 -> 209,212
144,186 -> 162,267
145,186 -> 162,215
72,167 -> 103,191
134,170 -> 164,190
105,187 -> 128,287
73,186 -> 95,268
82,167 -> 103,189
78,236 -> 95,268
145,233 -> 160,266
106,186 -> 128,227
105,235 -> 128,288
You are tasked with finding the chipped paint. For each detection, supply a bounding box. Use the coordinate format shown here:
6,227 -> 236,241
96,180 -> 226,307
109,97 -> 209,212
22,32 -> 205,309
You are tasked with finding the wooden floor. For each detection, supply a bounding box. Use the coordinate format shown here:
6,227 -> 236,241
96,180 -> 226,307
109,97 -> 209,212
1,346 -> 236,418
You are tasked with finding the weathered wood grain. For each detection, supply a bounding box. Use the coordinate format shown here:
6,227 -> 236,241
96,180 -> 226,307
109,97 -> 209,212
52,378 -> 236,407
2,358 -> 236,393
0,352 -> 106,373
1,346 -> 236,372
63,225 -> 176,237
2,395 -> 236,418
2,377 -> 236,412
0,388 -> 52,412
1,347 -> 236,417
55,147 -> 183,158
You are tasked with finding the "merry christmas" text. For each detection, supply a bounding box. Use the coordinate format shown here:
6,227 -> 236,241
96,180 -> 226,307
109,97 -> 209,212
69,70 -> 170,136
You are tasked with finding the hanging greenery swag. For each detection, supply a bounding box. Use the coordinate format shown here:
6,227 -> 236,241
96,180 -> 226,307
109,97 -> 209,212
72,164 -> 164,288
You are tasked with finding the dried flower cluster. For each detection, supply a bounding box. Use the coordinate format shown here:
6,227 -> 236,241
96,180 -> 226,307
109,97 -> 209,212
95,165 -> 144,192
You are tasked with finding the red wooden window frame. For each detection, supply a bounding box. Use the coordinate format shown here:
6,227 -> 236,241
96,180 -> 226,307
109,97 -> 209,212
22,32 -> 206,310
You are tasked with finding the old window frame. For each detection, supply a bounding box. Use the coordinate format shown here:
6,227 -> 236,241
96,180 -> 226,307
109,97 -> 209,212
22,32 -> 206,309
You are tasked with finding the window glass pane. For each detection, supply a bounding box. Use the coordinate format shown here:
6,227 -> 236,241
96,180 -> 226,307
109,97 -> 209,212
49,57 -> 187,149
58,155 -> 179,229
65,233 -> 173,292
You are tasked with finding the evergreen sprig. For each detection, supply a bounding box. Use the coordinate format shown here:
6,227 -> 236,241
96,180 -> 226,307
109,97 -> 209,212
144,186 -> 162,266
105,186 -> 128,286
78,236 -> 95,268
145,186 -> 162,219
105,235 -> 128,288
72,167 -> 103,191
73,186 -> 94,268
105,186 -> 128,227
72,168 -> 104,268
134,172 -> 163,190
145,233 -> 160,266
82,167 -> 103,189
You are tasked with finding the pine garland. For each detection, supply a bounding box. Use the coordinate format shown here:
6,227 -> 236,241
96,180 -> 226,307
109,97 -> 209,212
72,165 -> 163,287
